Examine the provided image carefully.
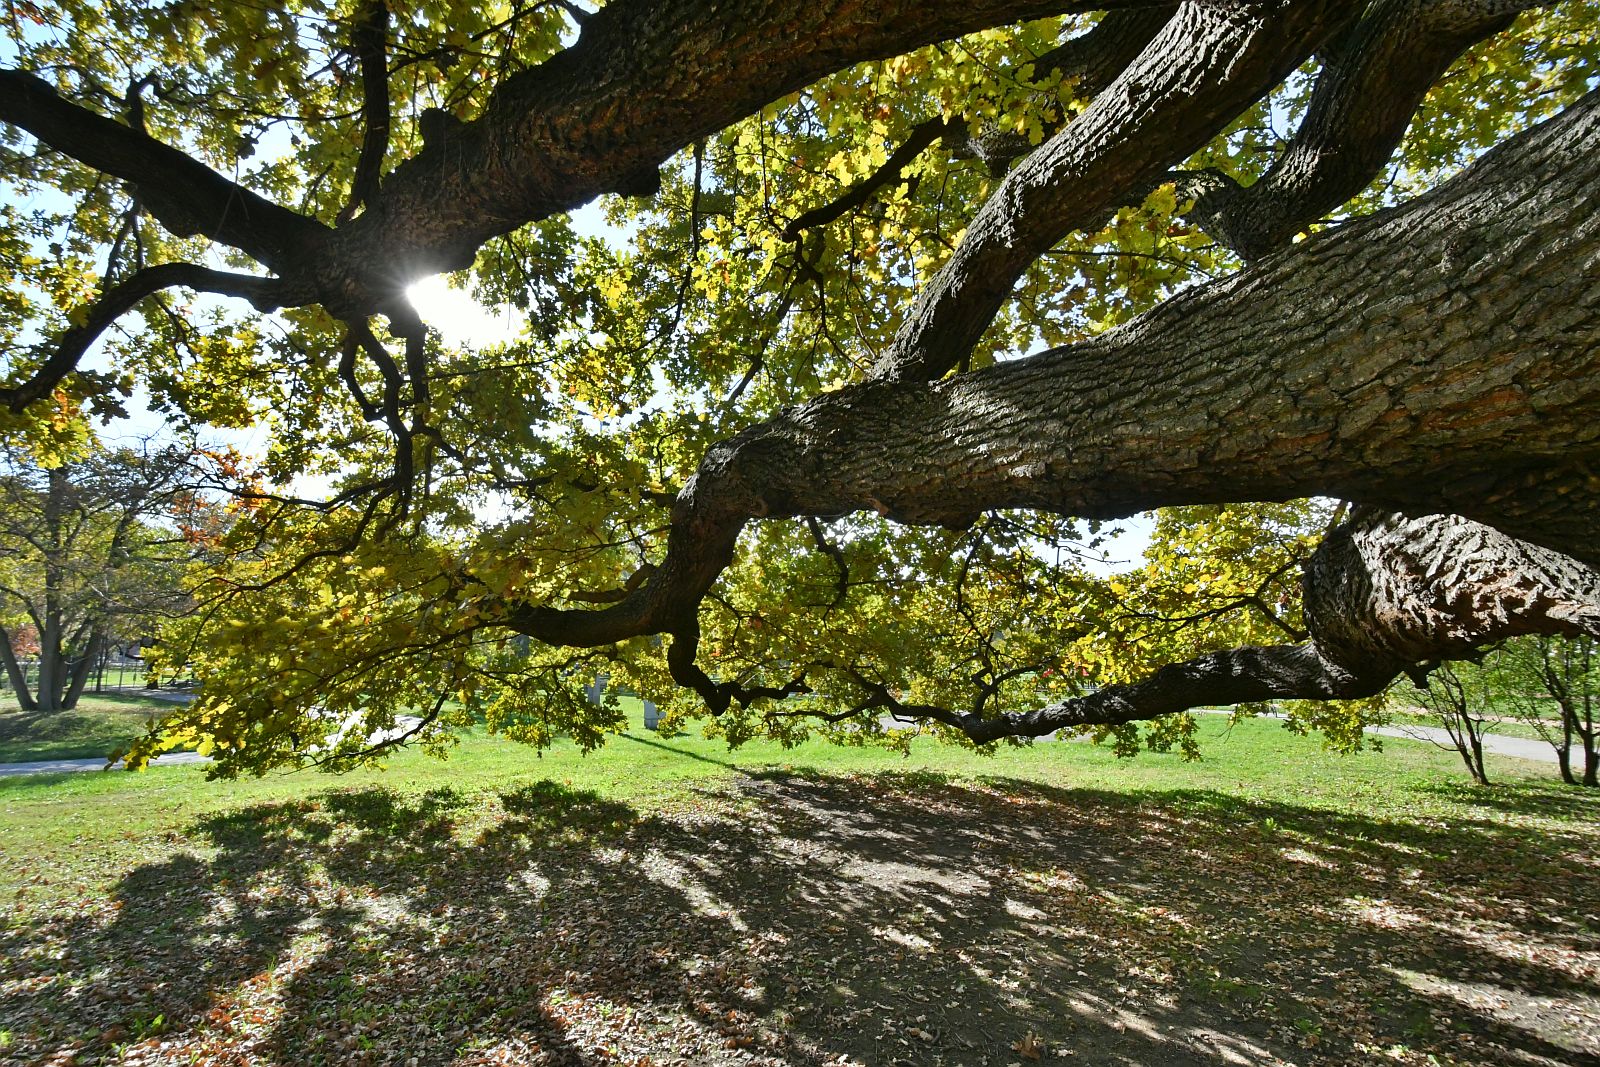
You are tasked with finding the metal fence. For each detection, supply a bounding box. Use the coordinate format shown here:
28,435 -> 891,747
8,657 -> 191,695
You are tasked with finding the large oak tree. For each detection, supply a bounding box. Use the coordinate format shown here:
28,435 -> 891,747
1,0 -> 1596,773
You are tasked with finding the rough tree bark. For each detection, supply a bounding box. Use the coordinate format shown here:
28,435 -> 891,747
507,87 -> 1600,731
1176,0 -> 1532,260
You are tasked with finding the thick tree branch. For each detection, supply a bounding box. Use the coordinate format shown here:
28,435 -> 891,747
325,0 -> 1178,294
869,0 -> 1347,383
338,0 -> 394,224
503,89 -> 1600,661
0,69 -> 329,273
1175,0 -> 1549,260
867,643 -> 1367,740
1,263 -> 287,414
779,8 -> 1175,240
690,88 -> 1600,562
1,0 -> 1194,396
907,510 -> 1600,742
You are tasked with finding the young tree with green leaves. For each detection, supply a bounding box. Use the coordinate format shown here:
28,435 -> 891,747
0,442 -> 197,712
1411,660 -> 1497,785
2,0 -> 1599,774
1494,635 -> 1600,786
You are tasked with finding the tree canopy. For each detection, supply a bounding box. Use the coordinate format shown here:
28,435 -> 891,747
1,0 -> 1597,775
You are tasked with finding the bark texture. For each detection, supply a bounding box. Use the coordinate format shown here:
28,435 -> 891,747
733,89 -> 1600,556
504,88 -> 1600,734
510,88 -> 1600,627
870,0 -> 1347,382
1176,0 -> 1537,259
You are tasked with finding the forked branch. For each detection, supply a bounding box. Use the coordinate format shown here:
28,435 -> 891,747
1176,0 -> 1551,260
0,69 -> 328,272
339,0 -> 394,224
498,91 -> 1600,723
2,263 -> 287,414
869,0 -> 1345,383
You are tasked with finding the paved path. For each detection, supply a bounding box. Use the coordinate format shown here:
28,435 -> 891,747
0,751 -> 212,777
96,686 -> 195,703
0,712 -> 426,778
1186,709 -> 1558,763
1366,721 -> 1557,762
0,689 -> 203,777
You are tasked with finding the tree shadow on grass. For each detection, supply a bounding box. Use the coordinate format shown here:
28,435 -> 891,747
2,769 -> 1598,1066
0,700 -> 162,761
1409,777 -> 1600,820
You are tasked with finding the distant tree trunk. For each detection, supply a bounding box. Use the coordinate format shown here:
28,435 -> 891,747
0,622 -> 38,711
1577,641 -> 1599,787
1539,637 -> 1600,787
31,618 -> 97,712
1556,725 -> 1577,786
33,465 -> 68,712
1539,641 -> 1578,784
1580,699 -> 1600,787
34,631 -> 60,710
1467,731 -> 1489,787
59,627 -> 102,711
1555,668 -> 1580,783
1425,663 -> 1493,787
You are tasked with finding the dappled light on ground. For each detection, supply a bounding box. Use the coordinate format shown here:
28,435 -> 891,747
2,765 -> 1598,1066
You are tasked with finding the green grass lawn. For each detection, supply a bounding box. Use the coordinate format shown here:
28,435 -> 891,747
0,691 -> 187,762
0,709 -> 1578,894
2,711 -> 1596,1067
0,709 -> 1553,857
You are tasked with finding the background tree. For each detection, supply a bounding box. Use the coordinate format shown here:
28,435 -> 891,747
1494,635 -> 1600,786
1,0 -> 1598,774
1411,660 -> 1497,786
0,442 -> 197,712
